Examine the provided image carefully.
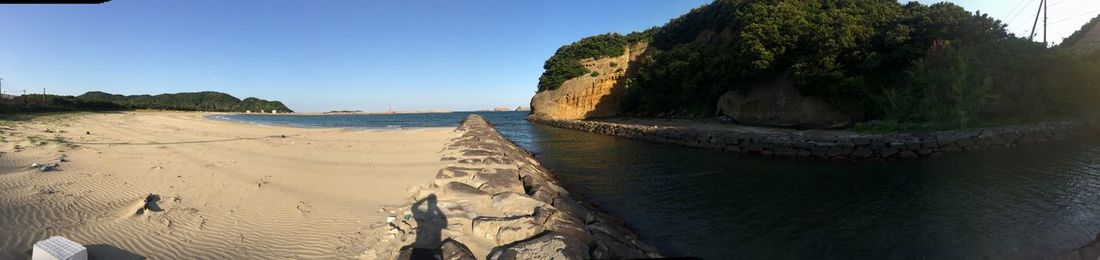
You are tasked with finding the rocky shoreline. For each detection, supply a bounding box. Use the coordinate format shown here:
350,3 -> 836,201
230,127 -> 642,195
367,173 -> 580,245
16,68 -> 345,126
531,118 -> 1096,161
362,115 -> 660,259
1057,233 -> 1100,260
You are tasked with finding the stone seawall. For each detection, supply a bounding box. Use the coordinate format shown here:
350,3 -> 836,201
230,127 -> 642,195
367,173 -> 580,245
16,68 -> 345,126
532,118 -> 1095,161
361,115 -> 660,259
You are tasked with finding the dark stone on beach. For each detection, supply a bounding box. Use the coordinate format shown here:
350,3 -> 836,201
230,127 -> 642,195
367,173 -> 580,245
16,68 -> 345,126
397,245 -> 441,260
440,239 -> 476,260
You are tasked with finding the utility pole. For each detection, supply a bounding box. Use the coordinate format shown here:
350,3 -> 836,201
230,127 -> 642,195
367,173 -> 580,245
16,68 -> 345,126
1043,0 -> 1048,46
1030,0 -> 1045,42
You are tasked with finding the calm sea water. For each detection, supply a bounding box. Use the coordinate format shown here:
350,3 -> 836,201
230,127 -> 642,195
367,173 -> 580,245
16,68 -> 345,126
215,111 -> 1100,259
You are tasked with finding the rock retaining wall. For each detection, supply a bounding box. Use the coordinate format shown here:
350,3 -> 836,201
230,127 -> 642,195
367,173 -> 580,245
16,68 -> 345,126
532,118 -> 1095,161
362,115 -> 660,259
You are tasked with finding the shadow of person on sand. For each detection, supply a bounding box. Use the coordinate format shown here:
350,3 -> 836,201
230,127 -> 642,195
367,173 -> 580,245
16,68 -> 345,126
86,244 -> 146,260
408,194 -> 446,260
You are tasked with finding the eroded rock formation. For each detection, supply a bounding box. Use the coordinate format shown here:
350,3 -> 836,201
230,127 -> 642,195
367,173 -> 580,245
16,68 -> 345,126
361,115 -> 660,259
529,43 -> 647,120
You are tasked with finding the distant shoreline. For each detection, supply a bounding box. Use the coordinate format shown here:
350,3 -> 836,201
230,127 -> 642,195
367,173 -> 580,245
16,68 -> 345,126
206,110 -> 527,130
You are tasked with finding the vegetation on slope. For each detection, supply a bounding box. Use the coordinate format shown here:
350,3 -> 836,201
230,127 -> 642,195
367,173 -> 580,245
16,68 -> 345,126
1062,14 -> 1100,48
538,0 -> 1100,129
78,91 -> 292,112
1,91 -> 291,113
0,95 -> 123,113
536,32 -> 651,92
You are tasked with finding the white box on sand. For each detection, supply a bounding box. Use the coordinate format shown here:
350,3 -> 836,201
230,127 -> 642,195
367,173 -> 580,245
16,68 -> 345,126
32,236 -> 87,260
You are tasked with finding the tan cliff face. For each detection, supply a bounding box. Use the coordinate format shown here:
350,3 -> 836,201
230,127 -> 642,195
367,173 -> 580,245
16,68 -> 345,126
529,43 -> 648,120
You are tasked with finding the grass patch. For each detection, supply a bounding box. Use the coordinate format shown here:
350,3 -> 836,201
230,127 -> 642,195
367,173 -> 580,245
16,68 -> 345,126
25,135 -> 47,146
0,111 -> 86,124
50,136 -> 78,148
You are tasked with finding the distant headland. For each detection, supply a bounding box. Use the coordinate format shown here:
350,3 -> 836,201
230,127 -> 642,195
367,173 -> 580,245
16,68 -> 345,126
0,91 -> 291,113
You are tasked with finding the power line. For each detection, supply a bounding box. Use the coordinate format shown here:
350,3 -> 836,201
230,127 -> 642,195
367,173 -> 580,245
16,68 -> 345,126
1049,9 -> 1100,24
1005,0 -> 1032,24
1007,0 -> 1037,25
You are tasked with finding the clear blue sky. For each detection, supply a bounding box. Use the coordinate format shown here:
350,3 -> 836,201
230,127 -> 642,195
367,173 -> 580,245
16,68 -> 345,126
1,0 -> 1096,112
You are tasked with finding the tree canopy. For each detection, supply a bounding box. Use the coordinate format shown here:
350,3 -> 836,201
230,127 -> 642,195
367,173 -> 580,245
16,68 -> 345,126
76,91 -> 292,112
536,32 -> 651,92
538,0 -> 1100,129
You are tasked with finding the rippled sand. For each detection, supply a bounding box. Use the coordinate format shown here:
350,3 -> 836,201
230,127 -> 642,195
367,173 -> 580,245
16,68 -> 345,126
0,111 -> 455,259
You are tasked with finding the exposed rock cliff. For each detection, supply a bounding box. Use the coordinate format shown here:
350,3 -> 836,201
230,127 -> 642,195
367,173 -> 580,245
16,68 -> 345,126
529,43 -> 647,120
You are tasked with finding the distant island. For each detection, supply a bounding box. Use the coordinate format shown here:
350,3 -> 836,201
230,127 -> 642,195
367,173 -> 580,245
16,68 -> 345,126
0,91 -> 292,113
530,0 -> 1100,131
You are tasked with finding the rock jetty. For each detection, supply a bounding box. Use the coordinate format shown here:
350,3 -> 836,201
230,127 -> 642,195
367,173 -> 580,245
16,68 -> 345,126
361,115 -> 660,259
532,118 -> 1095,161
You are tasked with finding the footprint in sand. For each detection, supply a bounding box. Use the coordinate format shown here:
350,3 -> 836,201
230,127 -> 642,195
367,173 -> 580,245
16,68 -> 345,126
256,175 -> 272,188
297,200 -> 312,215
117,193 -> 165,219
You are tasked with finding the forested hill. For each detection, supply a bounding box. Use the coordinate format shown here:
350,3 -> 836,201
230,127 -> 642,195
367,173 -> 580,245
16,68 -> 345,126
77,91 -> 292,112
536,0 -> 1100,129
1063,14 -> 1100,54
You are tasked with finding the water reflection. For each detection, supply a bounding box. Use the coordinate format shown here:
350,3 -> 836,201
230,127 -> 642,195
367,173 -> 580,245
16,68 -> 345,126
506,121 -> 1100,259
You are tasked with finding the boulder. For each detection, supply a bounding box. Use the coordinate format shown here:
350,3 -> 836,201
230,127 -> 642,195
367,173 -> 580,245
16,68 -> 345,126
487,232 -> 588,260
471,170 -> 524,195
715,75 -> 856,129
490,192 -> 549,217
440,239 -> 476,260
551,197 -> 589,221
472,215 -> 546,245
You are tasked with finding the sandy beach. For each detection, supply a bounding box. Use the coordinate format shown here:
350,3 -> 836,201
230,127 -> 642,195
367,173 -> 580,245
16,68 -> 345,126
0,111 -> 457,259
